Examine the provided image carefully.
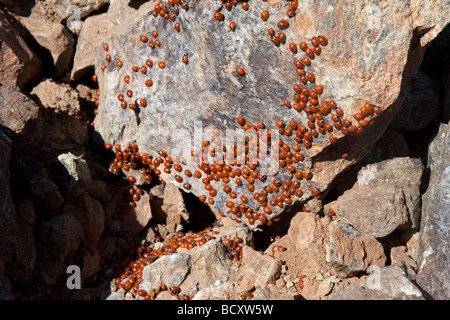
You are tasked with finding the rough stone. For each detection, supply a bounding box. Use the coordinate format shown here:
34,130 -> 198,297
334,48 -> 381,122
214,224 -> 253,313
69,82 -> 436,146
288,211 -> 320,249
71,0 -> 137,80
0,83 -> 41,153
192,281 -> 238,300
80,194 -> 105,245
45,0 -> 110,21
50,153 -> 92,198
11,12 -> 75,77
325,184 -> 409,238
179,224 -> 253,295
364,128 -> 410,164
93,0 -> 449,228
363,262 -> 423,299
139,253 -> 191,293
179,239 -> 232,294
39,212 -> 84,261
416,122 -> 450,300
98,236 -> 119,259
390,71 -> 441,131
8,0 -> 110,23
35,113 -> 89,162
105,186 -> 152,237
12,157 -> 64,215
161,183 -> 188,233
330,283 -> 390,300
36,212 -> 83,284
155,290 -> 179,300
82,249 -> 102,279
390,246 -> 418,272
325,220 -> 386,278
237,246 -> 282,291
0,11 -> 41,89
252,284 -> 294,300
30,78 -> 88,162
30,79 -> 80,116
87,179 -> 113,204
357,157 -> 424,229
4,198 -> 37,285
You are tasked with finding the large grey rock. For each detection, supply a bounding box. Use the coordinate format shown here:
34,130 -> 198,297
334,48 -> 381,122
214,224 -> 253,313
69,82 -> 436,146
94,0 -> 449,227
416,122 -> 450,300
357,157 -> 424,229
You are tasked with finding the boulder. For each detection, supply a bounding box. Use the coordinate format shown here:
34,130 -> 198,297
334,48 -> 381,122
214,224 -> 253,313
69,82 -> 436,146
93,0 -> 449,228
31,79 -> 80,116
363,262 -> 423,300
71,0 -> 138,80
139,253 -> 191,292
325,220 -> 386,278
36,212 -> 84,284
0,83 -> 41,154
161,183 -> 188,233
237,246 -> 282,292
11,12 -> 75,77
416,122 -> 450,299
0,11 -> 41,89
330,283 -> 390,300
11,157 -> 64,216
357,157 -> 424,229
4,198 -> 37,285
325,184 -> 409,238
104,185 -> 152,237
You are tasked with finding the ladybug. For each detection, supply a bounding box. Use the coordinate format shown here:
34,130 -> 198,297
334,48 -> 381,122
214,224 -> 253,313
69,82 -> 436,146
261,10 -> 269,21
277,19 -> 289,30
213,12 -> 224,21
236,67 -> 245,76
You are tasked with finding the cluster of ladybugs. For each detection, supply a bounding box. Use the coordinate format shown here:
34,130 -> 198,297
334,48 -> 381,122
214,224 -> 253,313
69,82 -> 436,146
111,223 -> 251,299
112,226 -> 217,299
98,1 -> 380,227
